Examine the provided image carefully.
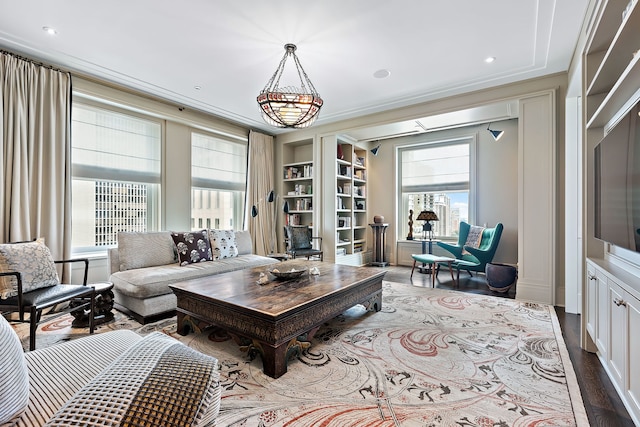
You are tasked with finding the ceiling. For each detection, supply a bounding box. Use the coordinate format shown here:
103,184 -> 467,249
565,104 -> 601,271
0,1 -> 589,139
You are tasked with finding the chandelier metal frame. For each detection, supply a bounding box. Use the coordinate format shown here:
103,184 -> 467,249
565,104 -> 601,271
257,44 -> 323,129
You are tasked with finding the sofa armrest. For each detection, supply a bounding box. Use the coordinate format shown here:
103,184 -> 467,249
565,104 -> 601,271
108,248 -> 120,275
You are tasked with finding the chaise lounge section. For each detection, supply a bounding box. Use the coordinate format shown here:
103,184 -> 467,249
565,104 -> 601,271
108,230 -> 278,323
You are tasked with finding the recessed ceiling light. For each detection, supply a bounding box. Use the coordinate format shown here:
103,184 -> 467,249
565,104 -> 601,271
373,69 -> 391,79
194,85 -> 202,90
485,56 -> 496,63
42,26 -> 58,36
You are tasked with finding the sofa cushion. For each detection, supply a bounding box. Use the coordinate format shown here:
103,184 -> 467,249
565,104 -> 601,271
118,232 -> 177,271
209,229 -> 238,260
110,254 -> 279,299
235,230 -> 252,255
0,238 -> 59,298
0,315 -> 29,424
43,332 -> 220,427
170,230 -> 212,266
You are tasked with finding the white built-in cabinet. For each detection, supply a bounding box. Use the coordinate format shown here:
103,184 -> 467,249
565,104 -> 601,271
581,1 -> 640,423
585,259 -> 640,424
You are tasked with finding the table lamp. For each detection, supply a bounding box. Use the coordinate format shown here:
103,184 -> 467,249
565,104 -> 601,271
416,210 -> 439,240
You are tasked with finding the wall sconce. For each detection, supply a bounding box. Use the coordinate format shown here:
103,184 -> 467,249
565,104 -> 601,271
416,210 -> 439,240
370,143 -> 381,156
487,123 -> 504,141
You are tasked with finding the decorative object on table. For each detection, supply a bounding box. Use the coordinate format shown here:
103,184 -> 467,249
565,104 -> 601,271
257,272 -> 269,285
373,215 -> 384,224
487,122 -> 504,141
407,209 -> 414,240
309,266 -> 320,276
485,262 -> 517,293
416,209 -> 439,240
257,43 -> 323,129
71,282 -> 115,327
269,267 -> 307,280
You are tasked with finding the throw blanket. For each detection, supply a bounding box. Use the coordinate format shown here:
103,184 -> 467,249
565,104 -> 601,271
462,225 -> 485,254
44,332 -> 221,427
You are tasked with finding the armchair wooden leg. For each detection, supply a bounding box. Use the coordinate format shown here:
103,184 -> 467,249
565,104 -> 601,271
89,292 -> 95,334
29,306 -> 39,351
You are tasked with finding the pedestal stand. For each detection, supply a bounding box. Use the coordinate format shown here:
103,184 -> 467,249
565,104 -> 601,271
369,223 -> 389,267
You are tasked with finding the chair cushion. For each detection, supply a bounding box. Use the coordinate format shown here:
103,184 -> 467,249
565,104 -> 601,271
43,332 -> 220,427
0,315 -> 29,424
170,230 -> 213,266
208,229 -> 238,260
287,226 -> 312,250
118,232 -> 177,271
0,239 -> 59,298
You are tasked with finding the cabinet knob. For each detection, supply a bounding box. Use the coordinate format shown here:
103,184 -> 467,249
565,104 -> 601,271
614,298 -> 627,307
588,273 -> 596,280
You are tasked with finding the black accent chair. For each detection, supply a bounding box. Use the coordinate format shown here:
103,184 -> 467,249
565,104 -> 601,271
0,241 -> 95,351
284,225 -> 323,261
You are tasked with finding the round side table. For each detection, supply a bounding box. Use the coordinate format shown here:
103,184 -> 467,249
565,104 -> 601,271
71,282 -> 115,328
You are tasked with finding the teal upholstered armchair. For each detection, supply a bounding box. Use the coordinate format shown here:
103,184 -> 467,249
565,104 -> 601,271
437,221 -> 503,282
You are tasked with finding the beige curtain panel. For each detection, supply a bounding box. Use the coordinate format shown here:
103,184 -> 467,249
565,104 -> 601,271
246,130 -> 275,256
0,51 -> 72,281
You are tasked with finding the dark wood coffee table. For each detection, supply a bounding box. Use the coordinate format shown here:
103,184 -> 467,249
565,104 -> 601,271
169,260 -> 386,378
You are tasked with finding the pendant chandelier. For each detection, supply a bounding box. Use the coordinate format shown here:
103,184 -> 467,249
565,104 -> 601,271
257,44 -> 323,129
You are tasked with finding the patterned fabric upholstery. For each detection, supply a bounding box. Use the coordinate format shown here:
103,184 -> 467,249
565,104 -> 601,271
0,315 -> 29,424
117,232 -> 177,271
44,332 -> 220,427
287,226 -> 312,250
209,229 -> 238,260
0,239 -> 59,299
170,230 -> 212,266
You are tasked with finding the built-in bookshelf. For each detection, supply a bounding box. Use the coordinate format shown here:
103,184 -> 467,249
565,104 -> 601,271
332,139 -> 370,265
582,0 -> 640,423
281,140 -> 315,229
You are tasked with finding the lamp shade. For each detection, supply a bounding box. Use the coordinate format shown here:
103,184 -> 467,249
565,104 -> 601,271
416,210 -> 438,221
487,123 -> 504,141
257,44 -> 323,129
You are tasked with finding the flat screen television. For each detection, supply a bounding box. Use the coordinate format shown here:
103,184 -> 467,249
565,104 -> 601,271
594,100 -> 640,253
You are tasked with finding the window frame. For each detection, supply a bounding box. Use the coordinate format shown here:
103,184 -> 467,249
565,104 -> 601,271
70,98 -> 164,255
190,130 -> 247,232
396,134 -> 477,242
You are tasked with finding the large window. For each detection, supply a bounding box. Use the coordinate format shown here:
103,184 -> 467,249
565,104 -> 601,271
71,102 -> 162,252
191,132 -> 247,231
399,137 -> 474,241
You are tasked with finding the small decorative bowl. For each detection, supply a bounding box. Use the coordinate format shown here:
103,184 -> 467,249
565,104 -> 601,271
269,268 -> 307,280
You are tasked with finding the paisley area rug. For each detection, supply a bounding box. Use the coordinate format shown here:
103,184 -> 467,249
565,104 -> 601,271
13,282 -> 588,426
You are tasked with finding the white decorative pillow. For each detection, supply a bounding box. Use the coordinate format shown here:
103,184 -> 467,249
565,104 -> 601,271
118,232 -> 177,271
208,229 -> 238,260
0,238 -> 59,298
0,315 -> 30,424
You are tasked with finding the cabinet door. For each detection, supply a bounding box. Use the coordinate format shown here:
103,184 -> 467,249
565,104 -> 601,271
626,291 -> 640,423
596,271 -> 609,358
608,279 -> 626,390
586,262 -> 597,340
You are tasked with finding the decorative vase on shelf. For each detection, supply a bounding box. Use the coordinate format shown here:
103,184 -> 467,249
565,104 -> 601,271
373,215 -> 384,224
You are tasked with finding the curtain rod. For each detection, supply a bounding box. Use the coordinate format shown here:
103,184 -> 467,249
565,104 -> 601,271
0,49 -> 70,75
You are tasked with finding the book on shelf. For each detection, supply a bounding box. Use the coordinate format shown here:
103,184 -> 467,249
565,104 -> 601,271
338,165 -> 352,177
354,156 -> 365,167
284,164 -> 312,179
287,214 -> 301,225
354,170 -> 366,180
295,198 -> 312,211
342,183 -> 351,195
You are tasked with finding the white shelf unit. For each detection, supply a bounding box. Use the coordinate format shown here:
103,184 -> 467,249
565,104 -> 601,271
582,1 -> 640,424
280,139 -> 317,250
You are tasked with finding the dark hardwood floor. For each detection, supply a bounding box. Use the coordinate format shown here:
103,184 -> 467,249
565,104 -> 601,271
383,264 -> 635,426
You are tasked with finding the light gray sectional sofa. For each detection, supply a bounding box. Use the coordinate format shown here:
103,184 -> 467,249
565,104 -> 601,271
108,230 -> 278,323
